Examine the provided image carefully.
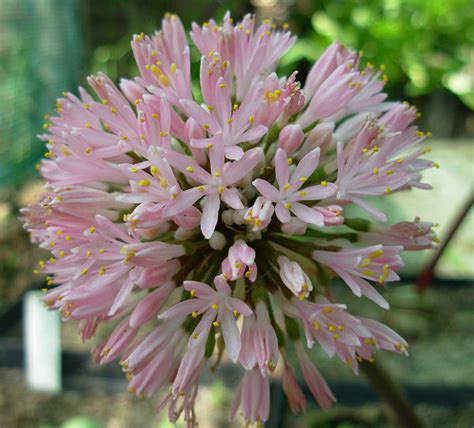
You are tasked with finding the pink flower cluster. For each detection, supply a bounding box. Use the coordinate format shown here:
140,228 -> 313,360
22,13 -> 438,427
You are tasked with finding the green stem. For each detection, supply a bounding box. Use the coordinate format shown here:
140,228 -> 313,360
360,360 -> 424,428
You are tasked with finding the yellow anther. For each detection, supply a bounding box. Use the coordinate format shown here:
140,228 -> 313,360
186,165 -> 194,172
109,106 -> 117,113
218,83 -> 226,89
373,167 -> 379,175
150,166 -> 159,176
298,291 -> 306,300
65,235 -> 71,241
192,333 -> 200,339
197,186 -> 205,192
422,147 -> 432,154
287,158 -> 293,165
368,249 -> 384,259
85,147 -> 92,155
138,179 -> 150,187
323,307 -> 333,314
191,311 -> 198,318
214,171 -> 220,177
226,118 -> 233,124
99,266 -> 107,275
432,162 -> 440,168
206,143 -> 213,149
299,191 -> 306,197
321,181 -> 328,187
283,183 -> 290,191
312,321 -> 320,330
213,321 -> 220,327
385,187 -> 392,194
372,145 -> 379,153
190,289 -> 196,297
358,258 -> 372,268
170,63 -> 177,74
202,123 -> 209,130
207,105 -> 214,112
86,249 -> 92,257
248,115 -> 254,124
101,98 -> 108,105
81,268 -> 89,276
151,113 -> 159,119
416,130 -> 425,137
59,250 -> 65,259
283,23 -> 289,30
333,333 -> 340,340
386,170 -> 394,175
211,303 -> 219,309
159,131 -> 168,137
233,104 -> 240,111
233,309 -> 239,317
88,226 -> 95,234
362,270 -> 374,277
150,64 -> 162,77
284,202 -> 292,209
299,177 -> 307,183
218,185 -> 224,193
337,325 -> 344,331
159,75 -> 170,86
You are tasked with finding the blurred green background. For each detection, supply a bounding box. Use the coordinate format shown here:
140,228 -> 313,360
0,0 -> 473,427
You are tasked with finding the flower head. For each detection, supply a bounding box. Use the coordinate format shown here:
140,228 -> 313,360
23,12 -> 437,426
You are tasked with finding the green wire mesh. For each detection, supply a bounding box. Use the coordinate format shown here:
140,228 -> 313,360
0,0 -> 82,187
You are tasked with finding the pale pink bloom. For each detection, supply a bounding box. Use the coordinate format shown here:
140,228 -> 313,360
253,148 -> 337,226
191,13 -> 295,100
131,14 -> 192,105
159,277 -> 252,362
360,218 -> 437,250
238,301 -> 279,375
244,196 -> 274,231
230,367 -> 270,426
295,341 -> 336,410
298,61 -> 361,128
315,205 -> 344,226
163,141 -> 263,238
282,363 -> 307,413
180,81 -> 268,160
23,12 -> 438,426
277,255 -> 313,299
159,358 -> 202,427
221,239 -> 257,281
303,41 -> 357,102
277,123 -> 304,156
335,120 -> 411,222
313,245 -> 404,308
253,301 -> 279,374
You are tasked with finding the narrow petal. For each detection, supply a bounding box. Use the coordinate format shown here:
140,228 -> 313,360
201,192 -> 220,239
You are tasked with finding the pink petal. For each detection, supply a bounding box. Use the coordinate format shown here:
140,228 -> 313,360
253,179 -> 279,201
201,192 -> 220,239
